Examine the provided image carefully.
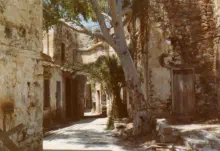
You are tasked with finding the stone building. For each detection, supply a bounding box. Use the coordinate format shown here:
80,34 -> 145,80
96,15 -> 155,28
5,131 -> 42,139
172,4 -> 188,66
126,0 -> 217,120
42,23 -> 112,127
0,0 -> 43,150
42,24 -> 88,128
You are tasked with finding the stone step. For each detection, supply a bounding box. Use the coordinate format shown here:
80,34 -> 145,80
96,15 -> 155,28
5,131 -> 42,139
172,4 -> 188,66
183,135 -> 210,149
197,130 -> 220,151
198,146 -> 219,151
183,135 -> 218,151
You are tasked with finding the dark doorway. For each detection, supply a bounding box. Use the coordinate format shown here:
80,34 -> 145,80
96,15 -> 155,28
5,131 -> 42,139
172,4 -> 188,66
56,81 -> 61,111
72,78 -> 78,121
65,77 -> 79,121
44,79 -> 50,109
65,78 -> 72,119
97,90 -> 101,113
85,84 -> 92,109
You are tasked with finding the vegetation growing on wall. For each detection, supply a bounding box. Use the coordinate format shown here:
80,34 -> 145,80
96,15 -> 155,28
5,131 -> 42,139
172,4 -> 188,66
130,0 -> 217,117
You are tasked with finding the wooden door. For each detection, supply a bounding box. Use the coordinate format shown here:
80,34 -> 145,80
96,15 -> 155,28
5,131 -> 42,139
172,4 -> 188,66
172,68 -> 195,116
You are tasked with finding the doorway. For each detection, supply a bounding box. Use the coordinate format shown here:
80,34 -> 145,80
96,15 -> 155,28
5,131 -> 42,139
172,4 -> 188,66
65,78 -> 72,119
172,67 -> 195,118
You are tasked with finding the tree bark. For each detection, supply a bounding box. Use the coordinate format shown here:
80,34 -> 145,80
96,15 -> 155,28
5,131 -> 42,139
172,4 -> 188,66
90,0 -> 152,135
108,0 -> 151,135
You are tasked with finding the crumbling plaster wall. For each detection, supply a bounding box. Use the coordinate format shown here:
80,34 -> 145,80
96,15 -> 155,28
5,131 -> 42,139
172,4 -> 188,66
147,24 -> 172,116
126,0 -> 217,118
146,0 -> 216,117
0,0 -> 43,150
43,65 -> 63,128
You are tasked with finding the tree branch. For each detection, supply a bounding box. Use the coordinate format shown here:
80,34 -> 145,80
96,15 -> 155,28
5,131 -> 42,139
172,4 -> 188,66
59,20 -> 107,42
102,12 -> 112,22
90,0 -> 117,50
77,42 -> 104,52
109,0 -> 128,52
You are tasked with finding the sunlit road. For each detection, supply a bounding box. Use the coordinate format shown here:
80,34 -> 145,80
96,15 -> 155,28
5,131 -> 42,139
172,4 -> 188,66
43,117 -> 134,151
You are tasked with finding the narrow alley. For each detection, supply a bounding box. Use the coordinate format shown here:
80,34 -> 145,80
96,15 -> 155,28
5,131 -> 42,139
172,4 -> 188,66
43,117 -> 135,151
2,0 -> 220,151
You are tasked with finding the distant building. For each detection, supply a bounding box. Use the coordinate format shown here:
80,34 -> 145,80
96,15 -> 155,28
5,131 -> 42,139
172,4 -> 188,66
42,23 -> 111,128
42,24 -> 87,128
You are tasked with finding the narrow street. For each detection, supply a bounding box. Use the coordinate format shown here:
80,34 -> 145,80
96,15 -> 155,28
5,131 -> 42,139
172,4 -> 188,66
43,117 -> 134,151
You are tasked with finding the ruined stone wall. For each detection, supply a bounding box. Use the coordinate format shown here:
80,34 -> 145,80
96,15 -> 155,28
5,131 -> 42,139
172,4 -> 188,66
0,0 -> 43,150
128,0 -> 217,118
155,0 -> 216,116
146,24 -> 172,117
150,0 -> 216,116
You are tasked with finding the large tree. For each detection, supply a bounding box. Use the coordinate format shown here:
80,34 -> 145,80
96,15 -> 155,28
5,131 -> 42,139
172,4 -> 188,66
44,0 -> 151,135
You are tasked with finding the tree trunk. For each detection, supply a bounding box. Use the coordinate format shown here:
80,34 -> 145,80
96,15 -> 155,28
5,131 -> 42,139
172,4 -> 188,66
91,0 -> 152,135
109,0 -> 152,135
118,51 -> 151,135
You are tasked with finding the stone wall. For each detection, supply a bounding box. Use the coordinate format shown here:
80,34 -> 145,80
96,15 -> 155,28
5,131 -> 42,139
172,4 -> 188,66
53,24 -> 78,65
147,24 -> 172,117
152,0 -> 216,116
42,63 -> 64,128
127,0 -> 217,118
42,24 -> 97,125
0,0 -> 43,150
214,0 -> 220,110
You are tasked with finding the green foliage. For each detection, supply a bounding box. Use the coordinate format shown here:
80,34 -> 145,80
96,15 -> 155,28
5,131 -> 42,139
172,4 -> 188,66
43,0 -> 109,29
73,55 -> 126,127
73,55 -> 125,93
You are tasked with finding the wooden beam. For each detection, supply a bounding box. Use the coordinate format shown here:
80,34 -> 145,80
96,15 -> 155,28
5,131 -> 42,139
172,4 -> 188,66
0,124 -> 25,151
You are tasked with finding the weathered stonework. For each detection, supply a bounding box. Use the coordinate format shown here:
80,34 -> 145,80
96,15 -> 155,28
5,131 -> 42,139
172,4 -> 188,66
130,0 -> 217,118
0,0 -> 43,150
42,24 -> 108,127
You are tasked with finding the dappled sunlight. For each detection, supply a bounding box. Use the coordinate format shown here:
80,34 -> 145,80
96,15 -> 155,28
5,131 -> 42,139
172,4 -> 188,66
43,118 -> 133,151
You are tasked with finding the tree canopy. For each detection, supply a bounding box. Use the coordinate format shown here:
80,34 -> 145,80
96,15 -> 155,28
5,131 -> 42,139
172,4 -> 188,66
43,0 -> 110,29
73,55 -> 125,93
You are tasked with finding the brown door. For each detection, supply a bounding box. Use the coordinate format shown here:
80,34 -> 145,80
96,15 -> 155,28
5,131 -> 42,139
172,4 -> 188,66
72,78 -> 78,121
65,78 -> 72,119
44,79 -> 50,108
172,69 -> 195,116
56,81 -> 61,111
